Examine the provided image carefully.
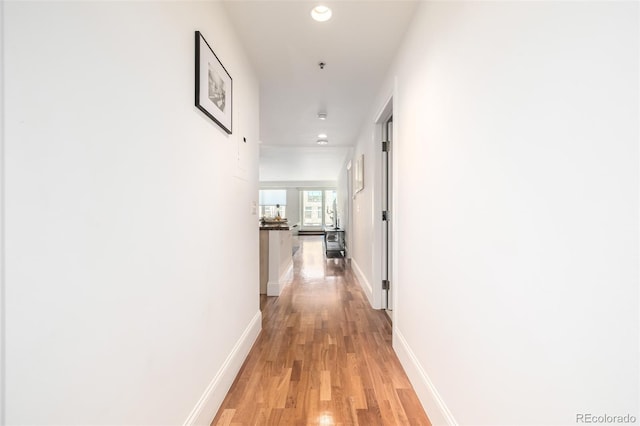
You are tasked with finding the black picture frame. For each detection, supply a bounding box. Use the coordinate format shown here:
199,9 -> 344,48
195,31 -> 233,134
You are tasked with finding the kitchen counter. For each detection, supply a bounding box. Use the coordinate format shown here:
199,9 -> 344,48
259,223 -> 290,231
259,219 -> 290,231
259,226 -> 293,296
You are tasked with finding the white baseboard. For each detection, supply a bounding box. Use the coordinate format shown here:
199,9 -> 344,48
393,329 -> 458,426
266,281 -> 279,296
183,310 -> 262,426
350,259 -> 373,306
267,259 -> 293,296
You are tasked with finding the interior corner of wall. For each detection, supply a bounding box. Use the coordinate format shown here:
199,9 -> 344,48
350,258 -> 375,308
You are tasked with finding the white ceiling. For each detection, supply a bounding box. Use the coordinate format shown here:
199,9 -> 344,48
223,1 -> 418,182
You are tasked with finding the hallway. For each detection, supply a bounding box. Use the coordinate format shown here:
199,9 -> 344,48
212,237 -> 431,425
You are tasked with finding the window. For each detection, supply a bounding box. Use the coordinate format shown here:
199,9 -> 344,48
302,190 -> 322,227
259,189 -> 286,219
308,192 -> 322,203
301,189 -> 336,228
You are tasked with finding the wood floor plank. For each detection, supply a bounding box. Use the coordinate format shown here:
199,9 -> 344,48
215,409 -> 235,426
211,236 -> 431,426
320,370 -> 332,401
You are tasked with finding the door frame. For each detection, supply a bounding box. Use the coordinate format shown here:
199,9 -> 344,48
375,95 -> 394,312
346,160 -> 353,259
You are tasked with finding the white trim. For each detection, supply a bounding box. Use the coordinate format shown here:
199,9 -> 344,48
393,329 -> 458,426
266,258 -> 293,296
376,94 -> 394,312
351,258 -> 376,308
0,0 -> 6,421
390,78 -> 399,316
0,0 -> 5,419
183,310 -> 262,426
374,92 -> 394,124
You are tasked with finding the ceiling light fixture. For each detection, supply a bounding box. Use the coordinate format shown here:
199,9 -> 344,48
311,5 -> 332,22
317,139 -> 328,145
318,133 -> 327,139
317,113 -> 327,120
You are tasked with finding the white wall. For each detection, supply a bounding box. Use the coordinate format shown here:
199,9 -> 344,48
352,1 -> 639,424
286,189 -> 301,231
259,146 -> 350,182
336,160 -> 349,235
349,104 -> 387,308
3,2 -> 260,424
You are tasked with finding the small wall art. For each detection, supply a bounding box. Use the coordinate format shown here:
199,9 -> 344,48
195,31 -> 232,134
354,154 -> 364,194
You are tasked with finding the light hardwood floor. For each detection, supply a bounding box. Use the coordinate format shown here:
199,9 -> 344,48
212,236 -> 431,426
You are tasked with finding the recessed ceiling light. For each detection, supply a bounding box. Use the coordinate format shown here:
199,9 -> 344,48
317,113 -> 327,120
318,133 -> 327,139
311,5 -> 332,22
317,139 -> 328,145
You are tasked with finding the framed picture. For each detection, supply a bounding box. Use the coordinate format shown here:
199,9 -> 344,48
195,31 -> 232,134
354,154 -> 364,194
